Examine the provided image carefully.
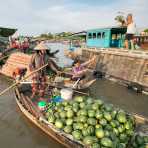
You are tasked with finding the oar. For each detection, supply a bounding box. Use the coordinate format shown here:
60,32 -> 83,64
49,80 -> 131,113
0,63 -> 48,96
19,81 -> 89,96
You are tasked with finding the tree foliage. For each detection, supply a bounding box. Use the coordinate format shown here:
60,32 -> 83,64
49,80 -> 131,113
115,15 -> 126,26
144,29 -> 148,33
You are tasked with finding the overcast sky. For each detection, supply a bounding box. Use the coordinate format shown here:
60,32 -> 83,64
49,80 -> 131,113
0,0 -> 148,36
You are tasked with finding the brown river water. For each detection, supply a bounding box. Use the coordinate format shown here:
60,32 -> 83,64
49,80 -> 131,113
0,43 -> 148,148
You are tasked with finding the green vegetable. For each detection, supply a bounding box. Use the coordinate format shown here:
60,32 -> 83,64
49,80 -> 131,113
66,118 -> 73,126
64,125 -> 72,134
55,120 -> 63,129
101,137 -> 113,147
95,111 -> 103,119
78,116 -> 87,123
117,112 -> 127,123
48,114 -> 55,123
95,128 -> 105,138
72,130 -> 82,140
66,110 -> 74,118
87,126 -> 95,135
104,112 -> 112,121
91,143 -> 100,148
87,118 -> 97,125
99,118 -> 107,126
59,111 -> 66,118
92,103 -> 99,110
74,96 -> 84,102
88,110 -> 96,118
79,102 -> 85,108
83,136 -> 97,145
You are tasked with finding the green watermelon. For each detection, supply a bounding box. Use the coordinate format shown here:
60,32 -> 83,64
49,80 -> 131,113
55,119 -> 63,129
91,143 -> 101,148
83,136 -> 97,145
94,99 -> 103,106
64,125 -> 72,134
99,119 -> 107,126
78,116 -> 87,123
80,109 -> 87,116
72,130 -> 82,140
74,96 -> 84,102
87,126 -> 95,135
66,118 -> 73,126
59,111 -> 66,118
79,102 -> 85,109
86,97 -> 93,104
104,104 -> 113,112
88,110 -> 96,118
66,110 -> 74,118
82,128 -> 89,137
62,101 -> 69,106
48,114 -> 55,123
101,137 -> 113,147
95,111 -> 103,119
95,128 -> 105,138
87,118 -> 97,125
104,112 -> 112,121
92,103 -> 99,110
64,106 -> 72,111
117,112 -> 127,123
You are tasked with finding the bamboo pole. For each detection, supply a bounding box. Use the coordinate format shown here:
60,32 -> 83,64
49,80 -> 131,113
0,63 -> 48,96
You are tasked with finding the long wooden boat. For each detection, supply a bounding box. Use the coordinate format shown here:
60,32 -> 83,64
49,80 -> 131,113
14,85 -> 84,148
14,84 -> 148,148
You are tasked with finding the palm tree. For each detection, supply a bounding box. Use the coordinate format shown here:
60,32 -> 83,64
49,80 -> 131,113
115,12 -> 126,26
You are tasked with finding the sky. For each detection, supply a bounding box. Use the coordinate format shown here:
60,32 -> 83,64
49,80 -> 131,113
0,0 -> 148,36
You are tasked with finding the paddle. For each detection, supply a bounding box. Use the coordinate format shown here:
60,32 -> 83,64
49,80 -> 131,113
0,63 -> 48,96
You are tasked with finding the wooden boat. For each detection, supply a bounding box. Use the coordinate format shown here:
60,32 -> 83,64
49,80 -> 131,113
14,85 -> 84,148
14,84 -> 148,148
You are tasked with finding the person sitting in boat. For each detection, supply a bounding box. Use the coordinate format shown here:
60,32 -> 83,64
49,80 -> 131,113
72,56 -> 96,80
29,42 -> 60,98
12,67 -> 27,81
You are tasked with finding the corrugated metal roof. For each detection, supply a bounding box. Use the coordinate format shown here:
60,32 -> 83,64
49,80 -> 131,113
0,27 -> 17,37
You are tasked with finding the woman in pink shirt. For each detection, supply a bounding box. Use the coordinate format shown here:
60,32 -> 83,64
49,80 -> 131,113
72,56 -> 96,79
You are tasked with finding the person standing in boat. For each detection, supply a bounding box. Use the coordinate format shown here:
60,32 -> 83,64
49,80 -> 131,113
21,38 -> 30,53
124,13 -> 137,49
29,42 -> 60,98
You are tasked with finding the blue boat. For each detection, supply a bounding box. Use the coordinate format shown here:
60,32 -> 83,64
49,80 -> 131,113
86,26 -> 127,48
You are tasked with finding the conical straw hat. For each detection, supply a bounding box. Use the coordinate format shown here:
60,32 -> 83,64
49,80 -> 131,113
34,43 -> 49,50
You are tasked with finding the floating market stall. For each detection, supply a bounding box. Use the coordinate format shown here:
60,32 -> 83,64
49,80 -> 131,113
15,84 -> 148,148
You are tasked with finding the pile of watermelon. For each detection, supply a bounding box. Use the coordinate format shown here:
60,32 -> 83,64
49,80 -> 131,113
46,96 -> 136,148
129,133 -> 148,148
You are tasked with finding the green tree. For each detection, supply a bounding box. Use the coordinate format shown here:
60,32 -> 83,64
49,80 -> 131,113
115,12 -> 126,26
144,29 -> 148,33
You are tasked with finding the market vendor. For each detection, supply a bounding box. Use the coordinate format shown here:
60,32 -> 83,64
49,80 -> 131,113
72,56 -> 96,80
29,42 -> 60,98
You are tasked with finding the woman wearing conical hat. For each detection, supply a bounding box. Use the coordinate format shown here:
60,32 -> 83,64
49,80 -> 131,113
29,42 -> 60,98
